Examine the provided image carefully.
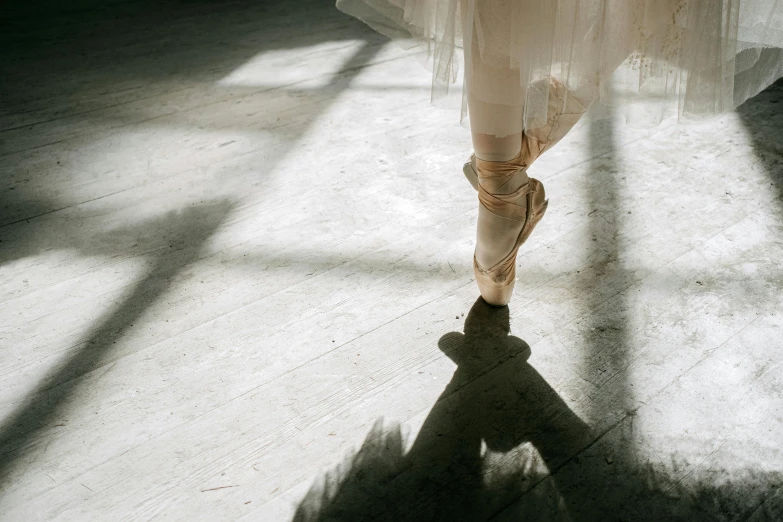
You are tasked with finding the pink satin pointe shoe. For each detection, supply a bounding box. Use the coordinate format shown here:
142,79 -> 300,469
463,149 -> 548,307
460,78 -> 588,305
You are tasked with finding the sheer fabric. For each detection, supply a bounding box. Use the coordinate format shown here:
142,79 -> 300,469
337,0 -> 783,136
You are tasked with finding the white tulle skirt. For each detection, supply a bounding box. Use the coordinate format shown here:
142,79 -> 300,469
337,0 -> 783,136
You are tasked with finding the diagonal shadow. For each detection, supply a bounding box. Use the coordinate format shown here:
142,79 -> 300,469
294,298 -> 591,522
0,0 -> 385,468
0,200 -> 234,484
546,94 -> 638,518
737,75 -> 783,211
0,35 -> 385,431
290,81 -> 783,522
1,0 -> 387,228
501,79 -> 783,518
292,297 -> 783,521
0,36 -> 384,230
0,0 -> 389,496
0,0 -> 373,123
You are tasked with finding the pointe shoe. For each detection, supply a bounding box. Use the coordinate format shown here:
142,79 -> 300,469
463,157 -> 480,192
467,148 -> 548,306
462,136 -> 543,193
473,178 -> 548,306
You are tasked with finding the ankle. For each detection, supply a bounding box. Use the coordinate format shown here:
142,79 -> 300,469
475,205 -> 523,268
472,132 -> 523,163
472,155 -> 530,195
494,169 -> 530,195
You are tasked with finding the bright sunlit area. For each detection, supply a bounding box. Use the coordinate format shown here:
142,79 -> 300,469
1,0 -> 782,520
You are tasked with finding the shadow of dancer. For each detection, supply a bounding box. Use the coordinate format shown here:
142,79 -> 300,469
294,297 -> 591,522
294,296 -> 783,520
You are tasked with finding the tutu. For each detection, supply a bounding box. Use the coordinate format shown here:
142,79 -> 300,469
337,0 -> 783,135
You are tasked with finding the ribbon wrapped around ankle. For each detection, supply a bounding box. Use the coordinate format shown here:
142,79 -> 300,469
474,147 -> 529,194
477,179 -> 545,223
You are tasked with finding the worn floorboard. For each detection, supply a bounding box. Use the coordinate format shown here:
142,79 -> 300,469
1,1 -> 782,520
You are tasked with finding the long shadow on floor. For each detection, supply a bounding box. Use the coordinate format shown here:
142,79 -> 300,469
1,0 -> 386,227
0,200 -> 234,485
292,77 -> 783,520
0,0 -> 386,485
294,298 -> 591,521
737,75 -> 783,209
293,297 -> 782,521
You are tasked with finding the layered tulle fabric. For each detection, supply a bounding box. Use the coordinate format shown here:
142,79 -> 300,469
337,0 -> 783,135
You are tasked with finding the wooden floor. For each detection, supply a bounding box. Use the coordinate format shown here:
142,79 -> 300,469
2,1 -> 782,520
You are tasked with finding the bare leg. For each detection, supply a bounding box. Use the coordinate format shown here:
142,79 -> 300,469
461,4 -> 592,298
468,94 -> 532,270
461,9 -> 532,270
